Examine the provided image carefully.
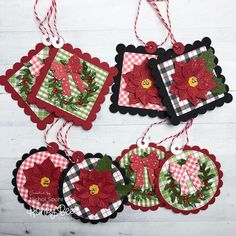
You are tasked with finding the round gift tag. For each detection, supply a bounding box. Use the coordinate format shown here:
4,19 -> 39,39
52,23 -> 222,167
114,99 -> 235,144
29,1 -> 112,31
116,143 -> 167,211
12,147 -> 69,213
156,146 -> 223,214
59,153 -> 128,223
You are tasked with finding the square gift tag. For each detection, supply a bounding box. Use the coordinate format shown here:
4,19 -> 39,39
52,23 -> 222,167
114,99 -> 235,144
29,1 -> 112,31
28,44 -> 117,130
110,44 -> 167,118
0,44 -> 55,130
149,37 -> 233,125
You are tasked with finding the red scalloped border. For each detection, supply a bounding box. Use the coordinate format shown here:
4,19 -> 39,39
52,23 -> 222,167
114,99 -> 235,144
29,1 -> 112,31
116,143 -> 167,212
0,43 -> 55,130
28,44 -> 117,130
156,145 -> 223,215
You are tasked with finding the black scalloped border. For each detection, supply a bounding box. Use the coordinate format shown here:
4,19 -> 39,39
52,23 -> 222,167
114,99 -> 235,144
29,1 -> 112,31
149,37 -> 233,125
58,153 -> 128,224
109,44 -> 167,118
12,146 -> 70,215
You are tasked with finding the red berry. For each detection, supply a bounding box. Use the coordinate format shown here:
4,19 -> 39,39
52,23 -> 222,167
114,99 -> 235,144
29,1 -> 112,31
86,89 -> 92,94
204,179 -> 208,185
77,100 -> 83,106
183,196 -> 189,203
132,189 -> 137,193
171,184 -> 176,189
198,193 -> 202,199
147,191 -> 153,197
87,77 -> 93,83
52,88 -> 58,94
64,101 -> 68,105
22,79 -> 29,84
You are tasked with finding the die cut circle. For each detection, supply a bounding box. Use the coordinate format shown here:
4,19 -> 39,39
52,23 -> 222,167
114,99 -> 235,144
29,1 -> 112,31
72,151 -> 84,163
13,147 -> 69,213
156,146 -> 223,214
59,153 -> 127,223
171,141 -> 183,155
47,142 -> 59,154
137,137 -> 150,149
42,35 -> 53,46
52,36 -> 65,48
116,143 -> 167,211
145,41 -> 158,54
173,42 -> 185,55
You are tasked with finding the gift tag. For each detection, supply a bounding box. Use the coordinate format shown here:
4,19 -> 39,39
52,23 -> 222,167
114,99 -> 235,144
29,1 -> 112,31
59,153 -> 128,223
0,44 -> 55,130
28,45 -> 117,130
156,146 -> 223,214
110,44 -> 167,118
109,0 -> 169,118
116,143 -> 166,211
12,146 -> 69,213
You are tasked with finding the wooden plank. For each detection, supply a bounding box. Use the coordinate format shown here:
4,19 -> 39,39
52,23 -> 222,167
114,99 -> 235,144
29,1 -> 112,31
0,222 -> 235,236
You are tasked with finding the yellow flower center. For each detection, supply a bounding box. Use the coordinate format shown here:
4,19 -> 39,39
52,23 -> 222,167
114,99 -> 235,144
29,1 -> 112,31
40,177 -> 50,188
188,76 -> 198,87
89,184 -> 99,195
141,78 -> 152,89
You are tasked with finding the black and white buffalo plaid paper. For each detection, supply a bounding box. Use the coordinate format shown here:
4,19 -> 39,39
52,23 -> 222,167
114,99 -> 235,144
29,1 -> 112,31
149,37 -> 233,125
59,154 -> 125,223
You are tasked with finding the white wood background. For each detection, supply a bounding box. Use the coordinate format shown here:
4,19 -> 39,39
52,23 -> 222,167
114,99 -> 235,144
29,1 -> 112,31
0,0 -> 236,235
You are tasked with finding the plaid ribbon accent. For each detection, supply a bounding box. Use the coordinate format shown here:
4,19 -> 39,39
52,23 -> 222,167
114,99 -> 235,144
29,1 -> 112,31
62,158 -> 124,220
29,56 -> 44,77
119,146 -> 165,208
16,151 -> 69,211
36,49 -> 109,121
118,52 -> 165,111
158,150 -> 219,211
157,46 -> 224,116
8,47 -> 50,120
169,156 -> 204,195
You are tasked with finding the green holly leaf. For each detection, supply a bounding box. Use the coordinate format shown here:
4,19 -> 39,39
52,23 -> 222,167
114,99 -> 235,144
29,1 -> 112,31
60,60 -> 68,66
198,49 -> 216,71
24,62 -> 32,68
211,76 -> 227,95
177,159 -> 186,166
116,183 -> 133,198
16,75 -> 23,80
95,155 -> 112,171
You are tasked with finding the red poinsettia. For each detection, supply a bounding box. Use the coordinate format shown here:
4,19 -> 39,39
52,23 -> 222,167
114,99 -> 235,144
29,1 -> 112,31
71,169 -> 119,215
123,58 -> 162,106
170,59 -> 217,106
23,158 -> 61,205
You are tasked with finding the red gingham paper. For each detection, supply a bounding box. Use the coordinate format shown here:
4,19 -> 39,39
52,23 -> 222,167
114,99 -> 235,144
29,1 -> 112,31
118,52 -> 166,111
16,151 -> 69,211
169,156 -> 204,195
29,55 -> 44,77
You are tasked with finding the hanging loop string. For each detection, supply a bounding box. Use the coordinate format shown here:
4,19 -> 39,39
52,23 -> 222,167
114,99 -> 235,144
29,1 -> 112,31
44,118 -> 60,146
34,0 -> 54,37
34,0 -> 61,39
147,0 -> 176,45
134,0 -> 170,47
141,118 -> 193,150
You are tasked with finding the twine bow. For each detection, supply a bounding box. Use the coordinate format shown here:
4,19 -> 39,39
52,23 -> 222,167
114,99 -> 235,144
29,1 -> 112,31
51,55 -> 87,96
130,151 -> 159,188
169,155 -> 204,195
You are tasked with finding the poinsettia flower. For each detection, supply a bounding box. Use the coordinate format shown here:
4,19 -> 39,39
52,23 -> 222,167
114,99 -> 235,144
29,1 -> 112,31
23,158 -> 61,205
170,59 -> 217,106
123,58 -> 162,106
71,169 -> 119,215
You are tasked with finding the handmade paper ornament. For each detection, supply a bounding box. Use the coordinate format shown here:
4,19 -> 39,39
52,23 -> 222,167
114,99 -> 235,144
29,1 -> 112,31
116,143 -> 166,211
54,122 -> 131,223
147,0 -> 233,125
59,153 -> 129,223
110,0 -> 169,118
28,45 -> 117,130
0,43 -> 54,130
156,146 -> 223,214
26,0 -> 117,130
12,146 -> 69,213
118,118 -> 223,214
